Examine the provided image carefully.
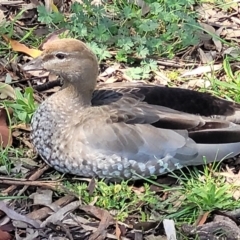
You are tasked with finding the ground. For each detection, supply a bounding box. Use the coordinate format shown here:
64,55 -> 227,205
1,0 -> 240,239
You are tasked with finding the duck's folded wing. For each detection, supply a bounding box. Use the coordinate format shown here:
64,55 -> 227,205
72,102 -> 240,171
74,114 -> 240,178
77,118 -> 198,164
98,95 -> 240,139
93,82 -> 240,123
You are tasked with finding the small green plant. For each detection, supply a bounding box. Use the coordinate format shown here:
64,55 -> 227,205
201,56 -> 240,103
5,87 -> 38,124
37,0 -> 200,64
0,147 -> 24,174
37,5 -> 65,25
167,162 -> 240,223
126,59 -> 158,80
65,180 -> 158,221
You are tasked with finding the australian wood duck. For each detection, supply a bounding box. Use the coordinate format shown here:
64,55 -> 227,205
22,38 -> 240,180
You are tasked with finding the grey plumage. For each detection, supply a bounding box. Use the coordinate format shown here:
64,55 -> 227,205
22,38 -> 240,180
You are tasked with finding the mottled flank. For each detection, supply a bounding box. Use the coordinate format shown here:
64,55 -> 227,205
23,38 -> 240,180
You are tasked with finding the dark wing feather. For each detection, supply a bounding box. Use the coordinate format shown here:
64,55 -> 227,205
93,82 -> 240,123
91,82 -> 240,145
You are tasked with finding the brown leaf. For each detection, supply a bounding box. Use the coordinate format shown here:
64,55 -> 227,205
12,123 -> 31,131
0,83 -> 16,100
104,76 -> 118,83
80,205 -> 115,240
134,221 -> 158,231
213,27 -> 223,52
223,29 -> 240,38
115,222 -> 121,240
80,205 -> 114,224
99,64 -> 120,77
233,189 -> 240,200
0,108 -> 12,148
132,186 -> 145,195
2,35 -> 42,58
0,229 -> 12,240
196,211 -> 211,226
87,178 -> 96,196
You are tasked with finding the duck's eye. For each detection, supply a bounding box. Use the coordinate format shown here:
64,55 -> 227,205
55,53 -> 66,60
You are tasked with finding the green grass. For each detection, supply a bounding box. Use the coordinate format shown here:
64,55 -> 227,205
0,147 -> 26,174
64,179 -> 159,221
206,57 -> 240,102
167,162 -> 240,224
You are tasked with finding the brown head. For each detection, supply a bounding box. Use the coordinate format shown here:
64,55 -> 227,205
22,39 -> 99,103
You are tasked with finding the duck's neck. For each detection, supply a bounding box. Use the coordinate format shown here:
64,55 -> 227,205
63,84 -> 92,106
61,75 -> 95,107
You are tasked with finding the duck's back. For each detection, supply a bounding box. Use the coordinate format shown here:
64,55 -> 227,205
92,83 -> 240,122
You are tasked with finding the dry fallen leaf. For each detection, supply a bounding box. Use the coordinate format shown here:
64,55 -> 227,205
12,123 -> 31,131
0,108 -> 12,148
80,205 -> 114,223
233,189 -> 240,200
41,200 -> 80,227
81,205 -> 114,240
115,222 -> 121,240
181,64 -> 222,77
30,189 -> 53,205
44,0 -> 59,13
223,29 -> 240,39
104,76 -> 118,83
0,8 -> 6,24
0,201 -> 40,229
198,48 -> 212,64
2,35 -> 42,58
99,64 -> 120,77
0,229 -> 12,240
163,219 -> 177,240
0,83 -> 16,100
196,211 -> 211,226
128,0 -> 150,15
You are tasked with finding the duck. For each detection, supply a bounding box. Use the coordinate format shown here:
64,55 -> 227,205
22,38 -> 240,180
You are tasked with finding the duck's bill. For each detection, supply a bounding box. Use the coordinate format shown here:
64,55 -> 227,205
22,57 -> 44,72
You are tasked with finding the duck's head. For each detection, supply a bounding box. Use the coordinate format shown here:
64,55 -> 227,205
23,38 -> 99,102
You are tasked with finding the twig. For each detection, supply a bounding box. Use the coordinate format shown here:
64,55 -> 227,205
3,164 -> 50,194
17,164 -> 51,196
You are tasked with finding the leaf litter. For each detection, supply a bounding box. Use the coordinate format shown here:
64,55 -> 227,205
1,0 -> 240,239
0,107 -> 12,148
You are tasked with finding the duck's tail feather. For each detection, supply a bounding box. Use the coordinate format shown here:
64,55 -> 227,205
190,142 -> 240,165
